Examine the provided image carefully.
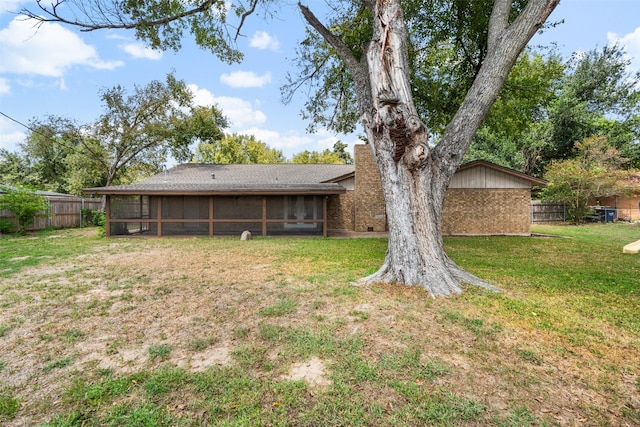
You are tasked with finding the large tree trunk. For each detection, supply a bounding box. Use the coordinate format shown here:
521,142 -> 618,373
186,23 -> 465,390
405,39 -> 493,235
301,0 -> 558,296
361,142 -> 493,295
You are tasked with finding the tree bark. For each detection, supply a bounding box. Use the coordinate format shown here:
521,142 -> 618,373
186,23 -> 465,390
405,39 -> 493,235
300,0 -> 558,296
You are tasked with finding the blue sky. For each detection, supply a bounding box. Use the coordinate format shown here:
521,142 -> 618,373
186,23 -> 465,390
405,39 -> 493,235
1,0 -> 639,161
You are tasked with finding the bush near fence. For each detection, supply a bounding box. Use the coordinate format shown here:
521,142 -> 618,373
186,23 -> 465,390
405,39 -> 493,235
0,197 -> 103,231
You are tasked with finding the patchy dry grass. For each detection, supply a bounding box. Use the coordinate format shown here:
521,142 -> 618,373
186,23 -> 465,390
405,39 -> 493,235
0,224 -> 639,426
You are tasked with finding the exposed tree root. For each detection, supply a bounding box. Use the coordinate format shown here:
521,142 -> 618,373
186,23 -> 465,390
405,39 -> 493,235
357,256 -> 500,297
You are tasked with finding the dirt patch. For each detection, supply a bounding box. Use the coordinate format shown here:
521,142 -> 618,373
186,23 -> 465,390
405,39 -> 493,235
282,357 -> 332,388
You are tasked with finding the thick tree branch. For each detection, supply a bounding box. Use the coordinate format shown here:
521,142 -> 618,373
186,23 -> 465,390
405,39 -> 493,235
487,0 -> 511,47
298,4 -> 361,77
298,3 -> 373,113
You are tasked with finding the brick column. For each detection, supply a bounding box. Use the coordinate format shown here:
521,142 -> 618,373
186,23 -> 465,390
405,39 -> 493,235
354,144 -> 387,232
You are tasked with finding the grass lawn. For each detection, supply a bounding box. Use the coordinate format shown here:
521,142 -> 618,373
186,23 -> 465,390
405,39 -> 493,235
0,223 -> 639,426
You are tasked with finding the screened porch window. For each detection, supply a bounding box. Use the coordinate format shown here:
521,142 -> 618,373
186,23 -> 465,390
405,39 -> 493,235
110,195 -> 154,219
162,196 -> 209,219
284,195 -> 322,228
214,196 -> 263,219
107,194 -> 327,237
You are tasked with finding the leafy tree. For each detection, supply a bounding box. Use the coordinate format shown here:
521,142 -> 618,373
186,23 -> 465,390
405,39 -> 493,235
0,149 -> 39,189
17,116 -> 83,193
465,50 -> 565,169
292,149 -> 344,164
0,186 -> 49,234
94,73 -> 197,186
11,74 -> 228,194
297,0 -> 558,294
193,133 -> 284,163
22,0 -> 560,296
292,141 -> 352,164
172,105 -> 229,157
542,136 -> 632,223
527,45 -> 640,175
332,141 -> 353,164
62,136 -> 109,195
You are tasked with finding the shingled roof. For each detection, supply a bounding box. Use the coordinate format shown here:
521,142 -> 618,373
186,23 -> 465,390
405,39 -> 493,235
84,163 -> 355,195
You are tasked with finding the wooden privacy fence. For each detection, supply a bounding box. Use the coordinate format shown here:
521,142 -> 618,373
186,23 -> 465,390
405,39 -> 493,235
530,200 -> 566,222
1,197 -> 103,231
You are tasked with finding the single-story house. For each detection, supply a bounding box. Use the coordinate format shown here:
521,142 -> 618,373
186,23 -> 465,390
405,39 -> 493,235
84,144 -> 546,237
592,173 -> 640,222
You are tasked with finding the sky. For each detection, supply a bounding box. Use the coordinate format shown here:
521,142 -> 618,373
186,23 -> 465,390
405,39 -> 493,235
1,0 -> 639,162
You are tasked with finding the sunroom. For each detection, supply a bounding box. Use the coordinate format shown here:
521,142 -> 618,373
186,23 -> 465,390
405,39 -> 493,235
84,163 -> 353,237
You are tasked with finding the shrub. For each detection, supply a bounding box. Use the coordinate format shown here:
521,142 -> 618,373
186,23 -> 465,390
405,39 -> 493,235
81,208 -> 106,228
91,210 -> 106,227
0,217 -> 16,234
0,186 -> 49,235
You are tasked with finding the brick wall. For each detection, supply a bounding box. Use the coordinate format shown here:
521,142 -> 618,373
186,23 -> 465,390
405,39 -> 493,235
354,145 -> 387,232
327,192 -> 355,231
442,188 -> 532,235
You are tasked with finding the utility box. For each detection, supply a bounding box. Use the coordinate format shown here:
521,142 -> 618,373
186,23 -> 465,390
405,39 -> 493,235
596,207 -> 617,223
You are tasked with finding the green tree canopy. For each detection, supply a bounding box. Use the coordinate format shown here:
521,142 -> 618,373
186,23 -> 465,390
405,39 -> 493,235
19,116 -> 84,193
464,50 -> 565,169
193,133 -> 284,164
291,141 -> 352,164
95,73 -> 195,186
529,45 -> 640,175
292,149 -> 343,164
0,149 -> 39,190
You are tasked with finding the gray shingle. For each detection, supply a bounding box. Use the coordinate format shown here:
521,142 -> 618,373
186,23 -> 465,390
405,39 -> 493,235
85,163 -> 355,194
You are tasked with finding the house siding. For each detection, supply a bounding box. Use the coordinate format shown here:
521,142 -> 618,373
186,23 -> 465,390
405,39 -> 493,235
450,165 -> 532,189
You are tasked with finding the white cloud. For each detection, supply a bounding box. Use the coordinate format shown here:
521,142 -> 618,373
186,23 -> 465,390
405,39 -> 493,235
57,78 -> 68,91
0,78 -> 10,95
187,84 -> 267,128
220,71 -> 272,88
105,33 -> 129,41
0,116 -> 26,152
238,127 -> 359,160
188,84 -> 217,106
0,0 -> 28,16
0,17 -> 123,77
240,128 -> 313,151
608,26 -> 640,72
120,42 -> 163,60
250,31 -> 280,51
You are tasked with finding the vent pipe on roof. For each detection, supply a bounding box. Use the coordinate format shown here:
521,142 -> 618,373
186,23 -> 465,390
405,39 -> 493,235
211,173 -> 216,179
163,166 -> 168,183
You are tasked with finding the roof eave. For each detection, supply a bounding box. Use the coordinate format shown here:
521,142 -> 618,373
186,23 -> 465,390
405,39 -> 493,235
83,188 -> 347,196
